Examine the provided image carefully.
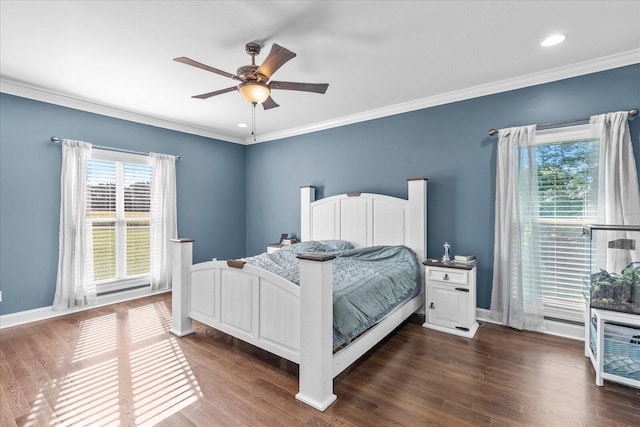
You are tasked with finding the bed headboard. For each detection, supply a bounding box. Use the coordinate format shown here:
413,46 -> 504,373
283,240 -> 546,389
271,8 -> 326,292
300,178 -> 427,262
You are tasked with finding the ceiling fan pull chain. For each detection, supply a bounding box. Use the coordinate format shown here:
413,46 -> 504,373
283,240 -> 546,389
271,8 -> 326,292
252,103 -> 256,142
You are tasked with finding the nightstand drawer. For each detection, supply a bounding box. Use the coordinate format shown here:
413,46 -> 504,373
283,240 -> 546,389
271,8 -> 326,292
426,268 -> 468,285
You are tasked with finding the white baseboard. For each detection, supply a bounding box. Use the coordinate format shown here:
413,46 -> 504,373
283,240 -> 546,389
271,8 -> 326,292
0,287 -> 171,329
475,308 -> 584,341
1,296 -> 585,342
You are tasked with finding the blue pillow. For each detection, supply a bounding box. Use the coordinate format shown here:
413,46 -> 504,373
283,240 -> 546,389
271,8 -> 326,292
319,240 -> 354,250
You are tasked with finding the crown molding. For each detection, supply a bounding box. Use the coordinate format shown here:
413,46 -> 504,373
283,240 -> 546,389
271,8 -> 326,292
247,49 -> 640,144
0,78 -> 245,144
3,49 -> 638,146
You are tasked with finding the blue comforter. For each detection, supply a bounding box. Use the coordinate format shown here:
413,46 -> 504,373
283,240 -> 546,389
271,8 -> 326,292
243,241 -> 421,346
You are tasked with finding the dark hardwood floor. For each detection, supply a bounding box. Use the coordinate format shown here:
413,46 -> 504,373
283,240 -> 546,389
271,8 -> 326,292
1,293 -> 638,426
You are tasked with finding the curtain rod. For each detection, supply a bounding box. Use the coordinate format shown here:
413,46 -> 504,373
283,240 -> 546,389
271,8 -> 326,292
487,108 -> 639,137
50,137 -> 181,160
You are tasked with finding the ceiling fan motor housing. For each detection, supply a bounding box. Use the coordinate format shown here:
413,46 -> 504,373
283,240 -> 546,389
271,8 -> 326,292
236,65 -> 267,83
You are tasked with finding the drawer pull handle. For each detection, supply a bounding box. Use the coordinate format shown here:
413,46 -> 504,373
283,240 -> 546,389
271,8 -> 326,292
455,287 -> 469,292
443,274 -> 449,280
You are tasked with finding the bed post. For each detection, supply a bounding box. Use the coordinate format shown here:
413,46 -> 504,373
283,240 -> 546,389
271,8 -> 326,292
300,186 -> 316,242
407,178 -> 428,262
295,253 -> 337,411
170,238 -> 195,337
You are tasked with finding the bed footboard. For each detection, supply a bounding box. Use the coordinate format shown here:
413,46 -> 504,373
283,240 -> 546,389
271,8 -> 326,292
169,239 -> 338,411
169,239 -> 303,363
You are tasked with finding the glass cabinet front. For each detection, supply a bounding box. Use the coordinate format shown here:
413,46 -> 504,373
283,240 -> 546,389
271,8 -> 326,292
583,224 -> 640,315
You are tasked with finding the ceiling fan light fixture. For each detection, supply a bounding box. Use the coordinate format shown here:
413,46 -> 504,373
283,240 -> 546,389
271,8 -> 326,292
239,82 -> 271,104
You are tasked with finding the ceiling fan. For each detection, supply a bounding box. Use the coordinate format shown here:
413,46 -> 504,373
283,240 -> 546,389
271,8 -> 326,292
174,42 -> 328,110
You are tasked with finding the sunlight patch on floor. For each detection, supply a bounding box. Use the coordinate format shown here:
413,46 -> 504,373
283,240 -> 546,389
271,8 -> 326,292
128,302 -> 171,343
21,300 -> 200,426
54,358 -> 120,426
131,337 -> 202,426
71,313 -> 117,362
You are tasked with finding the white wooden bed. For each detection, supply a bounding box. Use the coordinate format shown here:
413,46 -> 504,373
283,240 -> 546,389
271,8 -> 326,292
170,178 -> 427,410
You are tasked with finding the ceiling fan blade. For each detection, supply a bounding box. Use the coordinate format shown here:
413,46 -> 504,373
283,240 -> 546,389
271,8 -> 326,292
262,96 -> 280,110
192,86 -> 238,99
174,57 -> 239,80
255,44 -> 296,80
269,81 -> 328,94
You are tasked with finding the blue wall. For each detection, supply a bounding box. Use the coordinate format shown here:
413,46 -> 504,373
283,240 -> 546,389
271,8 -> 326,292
246,64 -> 640,309
1,64 -> 638,316
0,93 -> 246,315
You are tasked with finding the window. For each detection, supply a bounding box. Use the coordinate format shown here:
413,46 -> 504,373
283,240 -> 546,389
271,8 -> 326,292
87,150 -> 152,293
519,125 -> 598,323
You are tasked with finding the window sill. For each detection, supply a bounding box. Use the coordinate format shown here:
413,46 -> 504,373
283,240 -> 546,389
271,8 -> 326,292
95,276 -> 150,294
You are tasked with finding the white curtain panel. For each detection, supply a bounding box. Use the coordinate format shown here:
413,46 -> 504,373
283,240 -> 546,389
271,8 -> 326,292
590,111 -> 640,272
52,140 -> 96,311
490,125 -> 546,331
149,153 -> 177,291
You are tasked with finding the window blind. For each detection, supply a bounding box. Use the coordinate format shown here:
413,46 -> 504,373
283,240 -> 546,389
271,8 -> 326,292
519,136 -> 598,322
87,159 -> 117,281
86,152 -> 152,291
123,163 -> 151,277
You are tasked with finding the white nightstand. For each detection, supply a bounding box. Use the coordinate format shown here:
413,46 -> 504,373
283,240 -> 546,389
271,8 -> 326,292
422,260 -> 479,338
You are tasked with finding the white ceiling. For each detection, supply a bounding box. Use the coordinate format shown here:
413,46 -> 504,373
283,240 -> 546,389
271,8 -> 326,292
1,1 -> 639,144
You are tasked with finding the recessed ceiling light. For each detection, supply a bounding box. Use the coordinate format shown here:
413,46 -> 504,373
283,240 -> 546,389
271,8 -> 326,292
237,123 -> 248,128
541,34 -> 567,47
